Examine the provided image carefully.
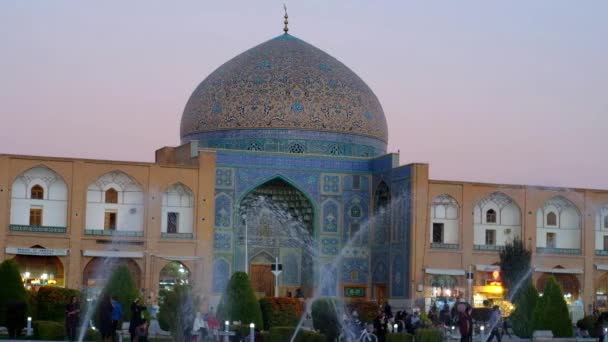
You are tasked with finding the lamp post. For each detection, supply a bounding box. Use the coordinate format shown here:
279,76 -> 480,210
467,264 -> 473,304
250,323 -> 255,342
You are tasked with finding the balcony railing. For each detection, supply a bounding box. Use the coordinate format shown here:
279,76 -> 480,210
473,244 -> 504,251
161,232 -> 194,239
596,250 -> 608,256
430,243 -> 459,250
536,247 -> 581,255
84,229 -> 143,238
9,224 -> 67,234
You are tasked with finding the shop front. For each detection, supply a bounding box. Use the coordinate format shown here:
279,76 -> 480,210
424,268 -> 465,310
6,246 -> 68,289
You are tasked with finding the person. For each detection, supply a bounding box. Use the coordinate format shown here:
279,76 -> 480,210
295,288 -> 304,298
487,305 -> 502,342
98,295 -> 114,342
456,303 -> 471,342
129,298 -> 146,342
65,296 -> 80,341
384,302 -> 393,318
502,315 -> 512,338
111,296 -> 123,342
191,311 -> 208,342
439,304 -> 451,326
134,319 -> 148,342
286,291 -> 292,298
7,299 -> 26,339
406,308 -> 421,334
428,304 -> 438,324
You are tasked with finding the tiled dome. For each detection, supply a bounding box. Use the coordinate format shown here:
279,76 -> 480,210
180,34 -> 388,148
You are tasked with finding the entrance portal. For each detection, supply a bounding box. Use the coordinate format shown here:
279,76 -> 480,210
237,178 -> 315,297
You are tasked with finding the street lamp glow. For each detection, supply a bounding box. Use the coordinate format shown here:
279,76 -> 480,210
250,323 -> 255,328
41,273 -> 48,280
393,324 -> 398,331
480,325 -> 485,332
24,272 -> 31,278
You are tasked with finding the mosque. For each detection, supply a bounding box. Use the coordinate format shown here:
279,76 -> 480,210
1,15 -> 608,314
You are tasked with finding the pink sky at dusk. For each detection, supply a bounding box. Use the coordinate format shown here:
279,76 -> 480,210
1,1 -> 607,189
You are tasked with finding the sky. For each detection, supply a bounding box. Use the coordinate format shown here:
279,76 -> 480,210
1,1 -> 607,189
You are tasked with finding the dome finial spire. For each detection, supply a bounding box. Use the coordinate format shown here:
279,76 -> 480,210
283,4 -> 289,33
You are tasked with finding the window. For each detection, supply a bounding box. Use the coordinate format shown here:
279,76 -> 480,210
486,209 -> 497,223
603,236 -> 608,251
352,175 -> 361,190
167,212 -> 179,233
29,208 -> 42,226
350,205 -> 362,218
604,215 -> 608,229
105,188 -> 118,204
547,212 -> 557,226
432,223 -> 444,243
104,211 -> 117,230
485,229 -> 496,245
546,232 -> 556,248
31,185 -> 44,199
288,143 -> 305,154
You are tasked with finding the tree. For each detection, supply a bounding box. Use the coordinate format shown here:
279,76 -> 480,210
511,282 -> 539,338
0,259 -> 28,326
158,285 -> 197,341
499,236 -> 532,300
532,276 -> 573,337
101,265 -> 140,321
217,272 -> 263,328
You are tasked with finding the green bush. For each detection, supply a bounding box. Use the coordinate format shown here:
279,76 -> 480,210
0,259 -> 28,326
259,297 -> 304,330
511,282 -> 539,338
268,326 -> 325,342
33,320 -> 65,340
311,297 -> 341,342
386,332 -> 414,342
532,276 -> 573,337
346,301 -> 380,323
158,284 -> 198,341
414,328 -> 443,342
261,331 -> 270,342
83,328 -> 101,341
36,286 -> 80,322
217,272 -> 263,328
101,265 -> 139,321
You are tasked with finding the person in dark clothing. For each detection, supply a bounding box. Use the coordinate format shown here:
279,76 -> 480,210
129,298 -> 146,342
6,299 -> 26,339
440,305 -> 451,326
383,302 -> 393,318
65,296 -> 81,341
98,295 -> 114,342
487,305 -> 502,342
456,303 -> 470,342
134,319 -> 148,342
111,296 -> 123,342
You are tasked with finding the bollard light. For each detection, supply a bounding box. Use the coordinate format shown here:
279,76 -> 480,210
225,320 -> 230,332
480,325 -> 485,332
604,327 -> 607,333
394,324 -> 398,332
250,323 -> 255,342
451,326 -> 455,331
250,323 -> 255,328
26,316 -> 33,336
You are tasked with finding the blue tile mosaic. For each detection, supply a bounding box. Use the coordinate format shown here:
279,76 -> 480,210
213,232 -> 231,250
212,258 -> 230,293
216,168 -> 234,189
341,258 -> 369,284
322,174 -> 341,194
214,193 -> 233,228
322,199 -> 340,233
321,238 -> 339,255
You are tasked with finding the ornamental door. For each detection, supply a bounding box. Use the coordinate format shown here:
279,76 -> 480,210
250,264 -> 273,297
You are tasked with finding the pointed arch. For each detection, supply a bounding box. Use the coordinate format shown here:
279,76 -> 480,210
430,194 -> 460,246
212,257 -> 230,293
10,165 -> 68,228
473,191 -> 522,248
161,182 -> 194,234
536,196 -> 581,250
321,198 -> 340,233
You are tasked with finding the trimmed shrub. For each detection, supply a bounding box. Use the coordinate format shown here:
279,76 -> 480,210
0,259 -> 28,326
268,326 -> 325,342
217,272 -> 263,328
499,236 -> 532,300
33,320 -> 65,340
532,276 -> 573,337
259,297 -> 305,330
311,297 -> 341,342
386,332 -> 414,342
158,284 -> 198,341
414,328 -> 443,342
346,301 -> 380,323
101,265 -> 139,321
511,282 -> 539,338
36,286 -> 80,322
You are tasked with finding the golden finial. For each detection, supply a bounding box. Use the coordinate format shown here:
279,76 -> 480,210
283,4 -> 289,33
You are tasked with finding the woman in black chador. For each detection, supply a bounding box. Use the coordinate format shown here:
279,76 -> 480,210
97,295 -> 114,342
65,296 -> 80,341
129,298 -> 146,342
